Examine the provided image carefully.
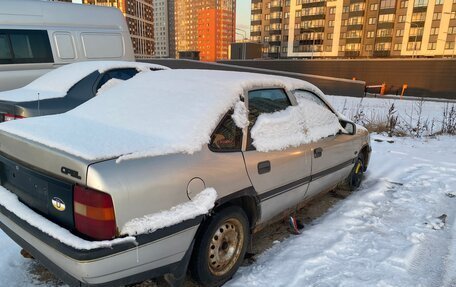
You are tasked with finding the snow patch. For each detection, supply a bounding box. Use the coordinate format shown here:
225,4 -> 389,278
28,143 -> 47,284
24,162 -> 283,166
0,70 -> 314,162
232,100 -> 249,129
0,61 -> 168,102
0,186 -> 136,250
96,78 -> 125,95
121,188 -> 217,236
251,100 -> 342,152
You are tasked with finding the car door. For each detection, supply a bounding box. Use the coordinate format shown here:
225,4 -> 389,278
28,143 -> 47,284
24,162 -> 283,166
293,90 -> 358,199
242,88 -> 312,223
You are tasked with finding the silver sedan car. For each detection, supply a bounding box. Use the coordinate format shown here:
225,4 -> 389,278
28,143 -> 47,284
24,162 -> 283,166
0,69 -> 370,287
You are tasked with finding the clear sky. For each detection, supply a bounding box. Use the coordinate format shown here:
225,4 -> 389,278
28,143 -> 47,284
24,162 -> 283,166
236,0 -> 251,40
72,0 -> 250,40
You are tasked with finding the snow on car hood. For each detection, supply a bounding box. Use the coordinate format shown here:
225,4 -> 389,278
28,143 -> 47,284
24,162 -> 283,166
0,69 -> 321,162
0,61 -> 168,102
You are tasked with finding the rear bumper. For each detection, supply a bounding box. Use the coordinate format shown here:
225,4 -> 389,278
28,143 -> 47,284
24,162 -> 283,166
0,204 -> 201,286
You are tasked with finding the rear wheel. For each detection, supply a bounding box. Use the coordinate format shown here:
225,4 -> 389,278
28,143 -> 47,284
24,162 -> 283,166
190,205 -> 250,287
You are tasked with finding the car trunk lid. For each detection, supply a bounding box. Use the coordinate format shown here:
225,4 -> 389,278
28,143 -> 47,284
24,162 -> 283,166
0,131 -> 95,230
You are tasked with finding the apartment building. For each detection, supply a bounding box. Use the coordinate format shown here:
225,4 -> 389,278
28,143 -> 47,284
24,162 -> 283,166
174,0 -> 236,61
153,0 -> 169,57
251,0 -> 456,58
83,0 -> 154,58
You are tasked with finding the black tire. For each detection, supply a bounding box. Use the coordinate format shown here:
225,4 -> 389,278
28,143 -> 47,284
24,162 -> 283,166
346,153 -> 364,191
190,205 -> 250,287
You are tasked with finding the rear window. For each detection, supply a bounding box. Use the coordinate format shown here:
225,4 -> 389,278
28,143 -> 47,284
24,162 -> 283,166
0,30 -> 53,64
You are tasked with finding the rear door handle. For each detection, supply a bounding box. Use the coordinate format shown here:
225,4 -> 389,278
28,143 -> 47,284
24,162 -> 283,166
257,161 -> 271,174
314,147 -> 323,158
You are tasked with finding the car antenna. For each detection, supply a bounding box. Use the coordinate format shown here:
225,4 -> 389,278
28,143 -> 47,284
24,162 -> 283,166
37,92 -> 41,116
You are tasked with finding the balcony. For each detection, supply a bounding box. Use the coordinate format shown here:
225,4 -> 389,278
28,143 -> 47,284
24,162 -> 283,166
251,20 -> 262,26
408,35 -> 423,42
413,6 -> 427,13
373,50 -> 391,57
377,22 -> 394,29
270,6 -> 283,12
344,51 -> 361,57
348,10 -> 364,17
301,14 -> 326,20
300,27 -> 324,33
375,37 -> 393,43
302,1 -> 326,8
350,0 -> 365,3
270,18 -> 282,24
347,24 -> 363,31
379,8 -> 395,14
346,37 -> 362,43
269,29 -> 282,35
251,9 -> 262,14
251,31 -> 261,37
299,39 -> 323,45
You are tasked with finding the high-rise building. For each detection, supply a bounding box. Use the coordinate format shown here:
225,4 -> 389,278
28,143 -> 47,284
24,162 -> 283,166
174,0 -> 236,61
153,0 -> 169,57
83,0 -> 154,58
251,0 -> 456,59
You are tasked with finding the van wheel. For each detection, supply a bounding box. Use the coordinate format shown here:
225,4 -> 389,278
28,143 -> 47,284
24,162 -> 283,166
190,205 -> 250,287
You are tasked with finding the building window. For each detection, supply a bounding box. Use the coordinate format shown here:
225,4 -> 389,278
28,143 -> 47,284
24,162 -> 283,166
368,17 -> 377,25
435,0 -> 443,4
430,27 -> 439,35
327,33 -> 333,40
410,27 -> 424,36
328,20 -> 335,27
325,45 -> 332,52
343,6 -> 349,13
400,1 -> 408,8
414,0 -> 428,7
367,31 -> 375,38
339,45 -> 345,51
411,12 -> 426,22
365,44 -> 373,51
433,12 -> 442,21
449,26 -> 456,34
380,0 -> 395,9
396,29 -> 404,36
407,41 -> 422,50
329,7 -> 336,14
428,42 -> 437,50
370,4 -> 378,11
445,41 -> 455,49
398,15 -> 407,22
350,3 -> 365,12
377,29 -> 393,37
379,14 -> 395,23
394,43 -> 402,50
375,42 -> 392,51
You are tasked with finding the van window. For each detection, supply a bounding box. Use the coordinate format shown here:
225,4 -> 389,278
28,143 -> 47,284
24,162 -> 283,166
81,33 -> 124,59
0,30 -> 53,64
0,35 -> 12,60
54,33 -> 76,60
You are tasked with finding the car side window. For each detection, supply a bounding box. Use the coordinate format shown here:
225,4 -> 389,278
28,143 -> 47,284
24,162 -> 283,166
292,90 -> 332,111
247,89 -> 292,150
96,68 -> 139,92
209,110 -> 243,152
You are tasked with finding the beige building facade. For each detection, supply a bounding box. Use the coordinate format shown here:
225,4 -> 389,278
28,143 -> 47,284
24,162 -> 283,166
251,0 -> 456,58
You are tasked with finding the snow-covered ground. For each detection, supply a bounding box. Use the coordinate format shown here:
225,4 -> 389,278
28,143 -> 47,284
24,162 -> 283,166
227,135 -> 456,287
0,96 -> 455,286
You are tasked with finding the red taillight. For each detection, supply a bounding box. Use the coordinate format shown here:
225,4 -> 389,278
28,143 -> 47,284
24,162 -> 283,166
73,185 -> 116,240
4,114 -> 25,121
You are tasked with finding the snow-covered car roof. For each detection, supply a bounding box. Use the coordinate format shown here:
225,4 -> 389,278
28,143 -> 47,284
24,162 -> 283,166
0,69 -> 323,162
0,61 -> 169,102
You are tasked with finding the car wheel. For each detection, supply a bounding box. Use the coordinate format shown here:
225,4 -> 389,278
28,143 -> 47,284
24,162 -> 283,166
349,156 -> 364,190
190,205 -> 250,287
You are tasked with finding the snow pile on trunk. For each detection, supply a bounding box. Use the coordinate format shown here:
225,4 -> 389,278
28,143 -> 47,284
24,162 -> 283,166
251,100 -> 342,152
0,61 -> 168,102
121,188 -> 217,236
0,186 -> 136,250
227,136 -> 456,287
0,70 -> 314,161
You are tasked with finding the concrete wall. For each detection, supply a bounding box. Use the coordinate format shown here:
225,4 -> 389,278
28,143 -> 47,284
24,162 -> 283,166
144,59 -> 366,98
218,59 -> 456,99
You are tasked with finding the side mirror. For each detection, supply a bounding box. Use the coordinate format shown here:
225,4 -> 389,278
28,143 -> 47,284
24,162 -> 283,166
339,119 -> 356,135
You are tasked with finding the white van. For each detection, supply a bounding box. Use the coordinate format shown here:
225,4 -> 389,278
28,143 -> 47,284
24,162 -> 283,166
0,0 -> 135,92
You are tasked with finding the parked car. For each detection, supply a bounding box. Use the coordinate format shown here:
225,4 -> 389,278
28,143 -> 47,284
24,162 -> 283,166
0,61 -> 168,121
0,0 -> 135,91
0,70 -> 371,287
